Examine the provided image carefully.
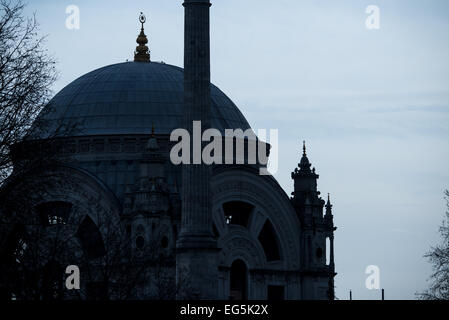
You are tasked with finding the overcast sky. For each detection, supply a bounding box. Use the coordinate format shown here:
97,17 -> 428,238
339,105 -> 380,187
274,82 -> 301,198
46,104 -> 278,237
26,0 -> 449,299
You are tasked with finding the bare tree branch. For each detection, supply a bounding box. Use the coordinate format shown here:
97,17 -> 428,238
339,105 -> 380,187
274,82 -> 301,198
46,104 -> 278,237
0,0 -> 58,185
418,190 -> 449,300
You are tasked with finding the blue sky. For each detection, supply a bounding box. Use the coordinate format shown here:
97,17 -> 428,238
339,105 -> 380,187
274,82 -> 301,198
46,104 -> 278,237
26,0 -> 449,299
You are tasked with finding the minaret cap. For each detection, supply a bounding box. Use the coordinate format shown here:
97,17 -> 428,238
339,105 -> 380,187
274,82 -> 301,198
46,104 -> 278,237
134,12 -> 150,62
326,193 -> 333,214
299,140 -> 311,171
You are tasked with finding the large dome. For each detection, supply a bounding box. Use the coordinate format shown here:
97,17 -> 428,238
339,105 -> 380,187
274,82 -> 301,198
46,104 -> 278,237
36,61 -> 251,138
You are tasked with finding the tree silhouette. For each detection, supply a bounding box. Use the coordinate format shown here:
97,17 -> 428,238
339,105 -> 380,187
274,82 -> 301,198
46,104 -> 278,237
419,190 -> 449,300
0,0 -> 60,186
0,187 -> 189,300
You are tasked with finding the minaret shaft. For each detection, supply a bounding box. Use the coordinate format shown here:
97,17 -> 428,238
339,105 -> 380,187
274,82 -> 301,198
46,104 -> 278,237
176,0 -> 218,299
180,0 -> 213,238
184,0 -> 211,128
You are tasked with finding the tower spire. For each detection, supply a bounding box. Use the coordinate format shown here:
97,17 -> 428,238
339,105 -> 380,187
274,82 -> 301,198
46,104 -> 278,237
325,193 -> 333,216
298,140 -> 311,172
134,12 -> 150,62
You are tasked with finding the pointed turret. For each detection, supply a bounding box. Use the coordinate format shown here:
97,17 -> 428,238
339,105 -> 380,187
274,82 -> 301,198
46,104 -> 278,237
291,141 -> 319,197
290,140 -> 336,299
325,193 -> 333,217
299,140 -> 312,172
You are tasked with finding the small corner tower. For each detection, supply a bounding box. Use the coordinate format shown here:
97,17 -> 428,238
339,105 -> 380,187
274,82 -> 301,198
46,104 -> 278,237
291,141 -> 336,300
291,141 -> 320,202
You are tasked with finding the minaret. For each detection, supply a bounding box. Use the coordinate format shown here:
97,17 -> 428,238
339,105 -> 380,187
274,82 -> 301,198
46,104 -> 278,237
176,0 -> 218,299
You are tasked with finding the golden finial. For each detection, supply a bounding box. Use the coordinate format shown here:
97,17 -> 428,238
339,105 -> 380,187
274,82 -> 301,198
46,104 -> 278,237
134,12 -> 150,62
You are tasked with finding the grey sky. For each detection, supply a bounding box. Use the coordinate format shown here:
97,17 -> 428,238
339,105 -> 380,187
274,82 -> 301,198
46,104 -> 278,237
26,0 -> 449,299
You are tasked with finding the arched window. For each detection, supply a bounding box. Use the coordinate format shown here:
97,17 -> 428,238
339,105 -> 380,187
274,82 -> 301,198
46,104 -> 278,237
36,201 -> 72,226
258,220 -> 281,261
161,236 -> 169,249
76,216 -> 106,260
230,260 -> 247,300
136,235 -> 145,249
223,201 -> 254,227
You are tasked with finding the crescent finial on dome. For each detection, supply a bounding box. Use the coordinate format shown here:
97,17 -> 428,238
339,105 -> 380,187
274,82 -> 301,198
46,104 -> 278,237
134,12 -> 150,62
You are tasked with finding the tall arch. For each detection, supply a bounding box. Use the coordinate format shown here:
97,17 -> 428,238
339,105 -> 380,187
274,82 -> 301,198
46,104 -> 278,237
212,167 -> 303,299
258,219 -> 281,262
229,259 -> 248,300
211,167 -> 301,270
76,215 -> 106,260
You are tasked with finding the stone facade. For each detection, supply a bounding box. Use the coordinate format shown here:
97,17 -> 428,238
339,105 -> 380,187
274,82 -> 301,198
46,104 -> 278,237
2,134 -> 335,299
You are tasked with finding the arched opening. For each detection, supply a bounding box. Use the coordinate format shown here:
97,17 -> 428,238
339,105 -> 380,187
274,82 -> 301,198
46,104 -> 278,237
258,220 -> 281,261
76,216 -> 106,260
161,236 -> 169,249
229,259 -> 248,300
136,235 -> 145,249
36,201 -> 72,226
326,237 -> 331,265
223,201 -> 254,227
